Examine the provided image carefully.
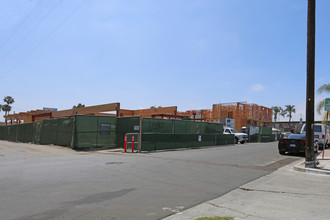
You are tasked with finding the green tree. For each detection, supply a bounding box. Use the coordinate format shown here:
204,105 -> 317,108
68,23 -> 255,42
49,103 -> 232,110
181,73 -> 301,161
272,106 -> 282,127
279,108 -> 287,121
316,83 -> 330,122
285,105 -> 296,129
2,96 -> 14,115
73,103 -> 85,109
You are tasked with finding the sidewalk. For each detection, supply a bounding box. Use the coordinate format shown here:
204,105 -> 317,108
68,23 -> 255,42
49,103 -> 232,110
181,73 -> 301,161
294,148 -> 330,175
164,150 -> 330,220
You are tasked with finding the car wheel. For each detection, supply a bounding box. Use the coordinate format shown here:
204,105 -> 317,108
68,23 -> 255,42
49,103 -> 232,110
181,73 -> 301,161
235,137 -> 238,144
240,140 -> 245,144
279,151 -> 285,155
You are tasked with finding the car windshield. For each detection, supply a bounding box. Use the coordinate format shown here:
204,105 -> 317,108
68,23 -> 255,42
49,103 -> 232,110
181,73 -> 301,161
302,125 -> 321,132
230,129 -> 239,133
288,134 -> 305,140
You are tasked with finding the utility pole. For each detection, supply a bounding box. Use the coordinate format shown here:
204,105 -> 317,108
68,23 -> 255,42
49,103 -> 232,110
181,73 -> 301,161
305,0 -> 316,168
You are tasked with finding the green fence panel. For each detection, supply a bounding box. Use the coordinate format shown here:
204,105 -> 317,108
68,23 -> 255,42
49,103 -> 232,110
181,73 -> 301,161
143,118 -> 173,133
117,117 -> 140,148
141,133 -> 234,151
142,133 -> 193,151
55,118 -> 74,147
216,134 -> 235,145
8,125 -> 18,142
260,134 -> 272,142
192,134 -> 215,147
17,123 -> 36,143
118,118 -> 226,149
0,126 -> 9,140
260,127 -> 272,135
75,133 -> 97,149
198,122 -> 223,134
271,134 -> 276,142
96,116 -> 116,148
38,119 -> 58,145
174,120 -> 195,134
34,121 -> 43,144
74,115 -> 116,149
249,134 -> 260,142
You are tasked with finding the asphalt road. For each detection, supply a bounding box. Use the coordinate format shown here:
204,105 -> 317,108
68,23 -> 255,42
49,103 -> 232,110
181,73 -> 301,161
0,141 -> 300,220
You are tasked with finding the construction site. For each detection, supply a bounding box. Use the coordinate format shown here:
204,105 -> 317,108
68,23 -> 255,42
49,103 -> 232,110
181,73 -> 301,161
0,101 -> 273,151
3,101 -> 272,130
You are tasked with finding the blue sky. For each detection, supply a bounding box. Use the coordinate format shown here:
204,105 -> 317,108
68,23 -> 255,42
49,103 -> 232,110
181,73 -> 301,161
0,0 -> 329,122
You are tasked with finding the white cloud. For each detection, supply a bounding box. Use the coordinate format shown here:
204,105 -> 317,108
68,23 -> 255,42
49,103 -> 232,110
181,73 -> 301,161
250,84 -> 265,91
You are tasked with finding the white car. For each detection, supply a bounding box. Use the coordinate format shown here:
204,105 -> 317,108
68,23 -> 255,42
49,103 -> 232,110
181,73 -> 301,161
301,123 -> 330,148
223,127 -> 248,144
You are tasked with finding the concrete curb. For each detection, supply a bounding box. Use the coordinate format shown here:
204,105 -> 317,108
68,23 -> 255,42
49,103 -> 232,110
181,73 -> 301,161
293,159 -> 330,175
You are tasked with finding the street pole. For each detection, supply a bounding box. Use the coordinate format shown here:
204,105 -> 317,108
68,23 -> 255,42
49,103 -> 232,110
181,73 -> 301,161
305,0 -> 316,168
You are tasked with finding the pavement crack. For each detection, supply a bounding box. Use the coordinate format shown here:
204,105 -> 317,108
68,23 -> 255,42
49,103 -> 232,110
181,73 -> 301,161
239,187 -> 330,197
206,201 -> 222,208
206,202 -> 266,219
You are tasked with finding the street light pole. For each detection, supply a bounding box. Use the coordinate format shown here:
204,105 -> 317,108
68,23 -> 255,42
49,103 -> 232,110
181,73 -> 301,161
305,0 -> 316,168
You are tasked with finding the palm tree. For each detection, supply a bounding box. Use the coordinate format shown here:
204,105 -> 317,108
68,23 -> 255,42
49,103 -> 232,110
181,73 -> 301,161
316,83 -> 330,122
4,96 -> 14,105
1,105 -> 12,115
272,106 -> 282,127
285,105 -> 296,130
1,96 -> 14,115
279,108 -> 287,121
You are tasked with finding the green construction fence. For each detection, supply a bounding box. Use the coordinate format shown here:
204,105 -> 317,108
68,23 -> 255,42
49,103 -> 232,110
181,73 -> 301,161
0,126 -> 9,140
118,117 -> 230,151
141,133 -> 234,151
73,115 -> 116,150
0,115 -> 117,150
35,118 -> 74,147
1,116 -> 231,151
246,126 -> 276,142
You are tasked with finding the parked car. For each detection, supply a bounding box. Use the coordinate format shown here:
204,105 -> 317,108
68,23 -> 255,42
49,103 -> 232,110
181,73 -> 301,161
282,132 -> 292,139
300,123 -> 330,148
278,133 -> 318,155
223,127 -> 248,144
278,134 -> 306,155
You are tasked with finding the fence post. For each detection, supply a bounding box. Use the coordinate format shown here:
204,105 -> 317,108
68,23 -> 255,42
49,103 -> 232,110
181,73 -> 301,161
138,115 -> 142,153
132,136 -> 135,152
124,134 -> 127,152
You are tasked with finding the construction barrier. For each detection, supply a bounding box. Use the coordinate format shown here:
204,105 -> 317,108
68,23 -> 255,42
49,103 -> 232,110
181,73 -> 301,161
35,118 -> 74,147
117,117 -> 224,148
246,126 -> 276,143
74,115 -> 116,150
1,115 -> 228,151
0,115 -> 116,150
141,133 -> 235,151
0,125 -> 9,140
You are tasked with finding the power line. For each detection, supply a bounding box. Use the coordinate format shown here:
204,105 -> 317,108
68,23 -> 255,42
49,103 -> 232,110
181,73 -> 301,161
0,0 -> 87,79
0,0 -> 43,51
0,0 -> 62,65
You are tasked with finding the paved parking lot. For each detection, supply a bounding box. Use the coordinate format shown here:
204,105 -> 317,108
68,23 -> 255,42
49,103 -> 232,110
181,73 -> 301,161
0,141 -> 299,220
